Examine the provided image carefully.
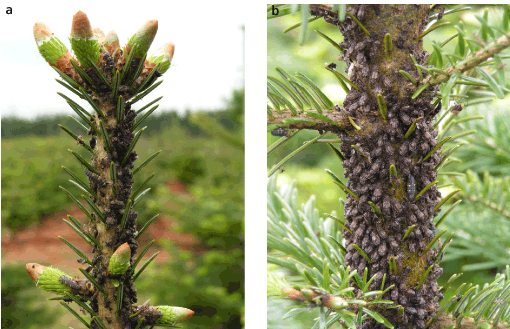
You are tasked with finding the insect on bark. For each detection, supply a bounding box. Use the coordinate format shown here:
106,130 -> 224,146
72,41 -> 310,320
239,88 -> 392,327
101,52 -> 114,66
59,276 -> 80,290
271,128 -> 290,137
84,168 -> 107,186
407,175 -> 415,200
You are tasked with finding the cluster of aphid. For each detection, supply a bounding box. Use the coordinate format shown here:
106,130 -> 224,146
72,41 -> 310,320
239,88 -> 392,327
72,47 -> 143,321
315,5 -> 445,329
309,6 -> 341,26
102,52 -> 114,67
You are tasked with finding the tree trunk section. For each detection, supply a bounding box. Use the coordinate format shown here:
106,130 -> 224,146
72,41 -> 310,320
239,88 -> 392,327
84,90 -> 140,329
311,5 -> 444,328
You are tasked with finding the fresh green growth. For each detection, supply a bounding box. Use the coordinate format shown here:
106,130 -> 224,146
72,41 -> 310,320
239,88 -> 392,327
26,263 -> 71,295
155,306 -> 195,324
127,20 -> 158,58
33,22 -> 72,70
108,242 -> 131,275
69,11 -> 101,68
147,43 -> 175,74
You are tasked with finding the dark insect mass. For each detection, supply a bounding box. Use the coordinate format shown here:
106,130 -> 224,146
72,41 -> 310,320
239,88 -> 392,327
271,128 -> 290,137
303,5 -> 445,329
90,137 -> 96,150
102,52 -> 114,67
437,5 -> 446,20
451,103 -> 463,115
431,101 -> 441,116
59,276 -> 80,290
327,62 -> 337,69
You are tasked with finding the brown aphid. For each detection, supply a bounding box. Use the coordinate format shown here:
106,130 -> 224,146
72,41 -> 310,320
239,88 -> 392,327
407,175 -> 416,200
271,128 -> 290,137
372,184 -> 383,200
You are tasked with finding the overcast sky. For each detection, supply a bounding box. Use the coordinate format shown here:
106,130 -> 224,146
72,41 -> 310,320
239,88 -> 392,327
0,2 -> 245,119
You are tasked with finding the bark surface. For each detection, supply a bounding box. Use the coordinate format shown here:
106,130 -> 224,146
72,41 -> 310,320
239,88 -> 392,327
79,56 -> 155,329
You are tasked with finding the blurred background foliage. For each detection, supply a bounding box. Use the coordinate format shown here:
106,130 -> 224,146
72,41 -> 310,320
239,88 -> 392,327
268,4 -> 510,328
2,89 -> 244,329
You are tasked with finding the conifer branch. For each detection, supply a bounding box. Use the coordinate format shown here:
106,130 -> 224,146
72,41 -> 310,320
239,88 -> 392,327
267,109 -> 350,132
29,11 -> 192,329
421,31 -> 510,88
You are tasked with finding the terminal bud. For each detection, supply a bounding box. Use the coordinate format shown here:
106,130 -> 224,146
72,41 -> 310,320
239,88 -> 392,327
70,11 -> 100,68
127,20 -> 158,57
108,242 -> 131,276
26,263 -> 72,295
148,43 -> 175,74
33,22 -> 72,70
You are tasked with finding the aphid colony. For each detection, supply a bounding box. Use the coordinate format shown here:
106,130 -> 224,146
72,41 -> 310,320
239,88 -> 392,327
101,52 -> 114,67
311,4 -> 445,329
